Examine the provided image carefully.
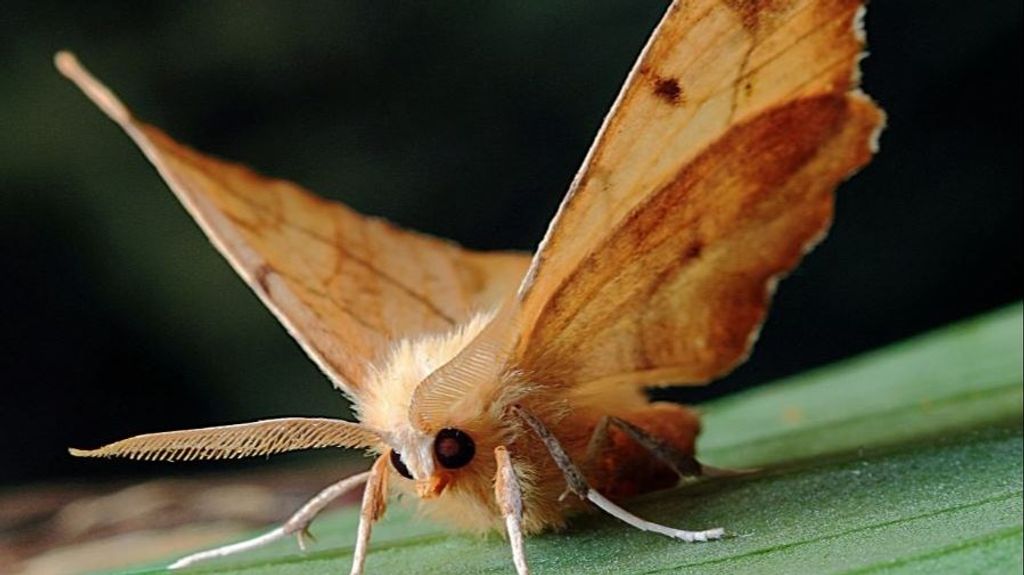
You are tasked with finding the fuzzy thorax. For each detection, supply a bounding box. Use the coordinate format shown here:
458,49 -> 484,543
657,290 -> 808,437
355,311 -> 497,439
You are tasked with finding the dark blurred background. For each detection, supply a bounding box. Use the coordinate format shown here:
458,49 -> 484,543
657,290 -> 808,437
2,1 -> 1020,486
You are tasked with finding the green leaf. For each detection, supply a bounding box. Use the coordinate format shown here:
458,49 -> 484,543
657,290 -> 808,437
118,304 -> 1024,574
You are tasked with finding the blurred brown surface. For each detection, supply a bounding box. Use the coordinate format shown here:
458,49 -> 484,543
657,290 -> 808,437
1,461 -> 365,575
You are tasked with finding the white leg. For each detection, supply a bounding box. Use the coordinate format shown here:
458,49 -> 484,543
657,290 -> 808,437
512,405 -> 724,543
586,491 -> 724,542
350,455 -> 389,575
286,470 -> 372,549
494,446 -> 530,575
168,469 -> 370,569
168,527 -> 288,569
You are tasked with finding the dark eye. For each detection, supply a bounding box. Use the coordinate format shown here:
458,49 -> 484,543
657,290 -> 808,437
434,428 -> 475,469
390,449 -> 413,479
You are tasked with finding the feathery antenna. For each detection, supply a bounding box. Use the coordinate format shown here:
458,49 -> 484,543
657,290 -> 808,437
70,417 -> 381,462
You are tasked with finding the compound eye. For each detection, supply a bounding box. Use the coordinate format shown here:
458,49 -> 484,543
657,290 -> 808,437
433,428 -> 475,469
389,449 -> 413,479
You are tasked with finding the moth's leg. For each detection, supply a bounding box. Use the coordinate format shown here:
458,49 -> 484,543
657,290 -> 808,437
512,405 -> 724,543
605,416 -> 702,476
583,415 -> 612,466
494,446 -> 530,575
168,470 -> 370,570
586,415 -> 754,479
284,470 -> 372,550
350,454 -> 390,575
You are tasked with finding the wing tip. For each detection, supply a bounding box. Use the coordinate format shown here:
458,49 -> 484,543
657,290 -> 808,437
54,50 -> 133,128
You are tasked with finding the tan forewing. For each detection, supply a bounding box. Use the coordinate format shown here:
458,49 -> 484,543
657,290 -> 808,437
516,0 -> 883,388
56,53 -> 530,397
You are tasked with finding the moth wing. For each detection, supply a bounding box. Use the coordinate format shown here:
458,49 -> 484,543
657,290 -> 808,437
515,0 -> 884,390
56,53 -> 530,398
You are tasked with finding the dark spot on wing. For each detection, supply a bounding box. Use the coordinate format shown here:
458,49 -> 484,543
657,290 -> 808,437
653,77 -> 685,105
685,240 -> 704,260
253,264 -> 273,293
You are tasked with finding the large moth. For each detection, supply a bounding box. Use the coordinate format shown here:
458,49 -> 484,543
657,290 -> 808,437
58,0 -> 883,573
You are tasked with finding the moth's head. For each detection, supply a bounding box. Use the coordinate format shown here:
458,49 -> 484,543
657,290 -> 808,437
385,425 -> 477,498
360,306 -> 517,499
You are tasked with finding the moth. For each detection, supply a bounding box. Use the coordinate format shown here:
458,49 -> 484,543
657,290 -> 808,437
58,1 -> 883,573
